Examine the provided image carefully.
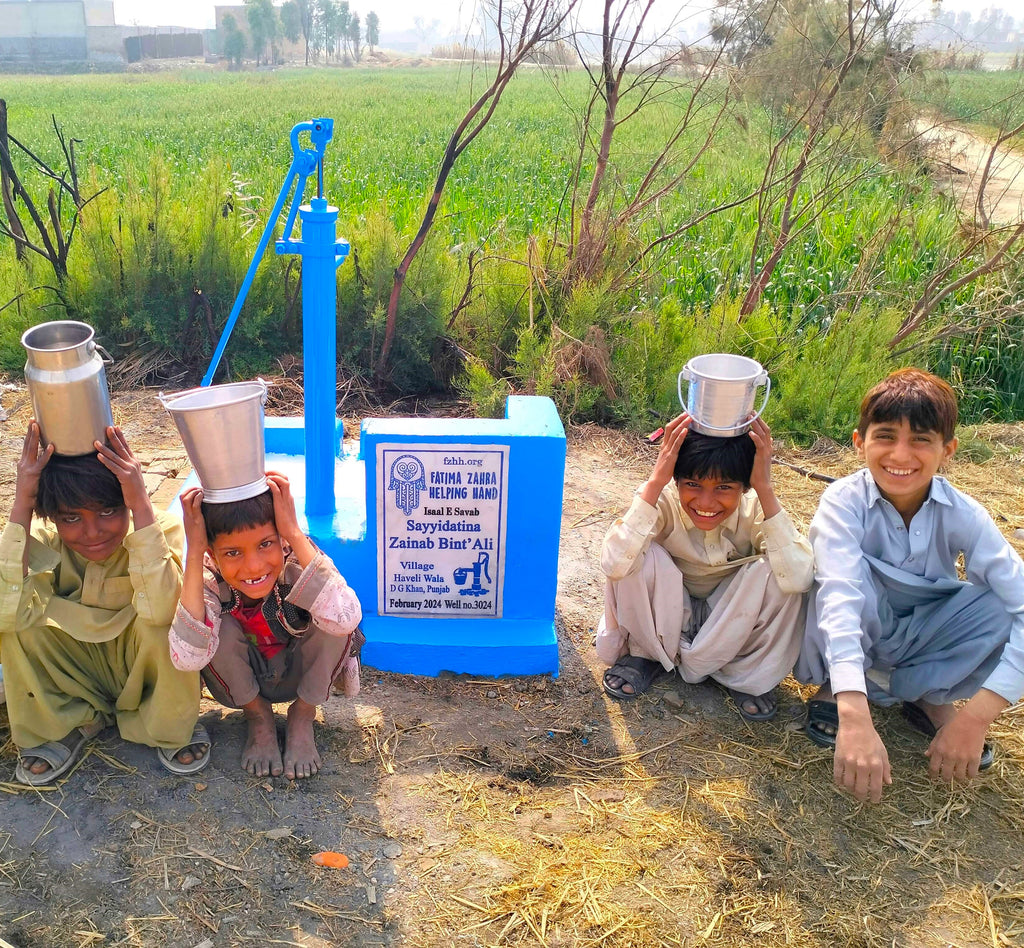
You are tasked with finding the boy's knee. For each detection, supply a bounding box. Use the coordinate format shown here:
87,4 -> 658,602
639,542 -> 676,580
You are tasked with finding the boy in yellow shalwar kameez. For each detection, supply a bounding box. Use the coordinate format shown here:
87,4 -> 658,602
0,422 -> 206,785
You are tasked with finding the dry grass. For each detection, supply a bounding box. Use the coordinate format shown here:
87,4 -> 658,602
382,694 -> 1024,948
0,393 -> 1023,946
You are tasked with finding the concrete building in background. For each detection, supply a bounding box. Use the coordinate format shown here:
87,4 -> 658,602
0,0 -> 93,60
0,0 -> 208,65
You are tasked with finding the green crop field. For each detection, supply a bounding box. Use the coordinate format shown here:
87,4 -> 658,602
1,65 -> 1022,436
916,69 -> 1024,131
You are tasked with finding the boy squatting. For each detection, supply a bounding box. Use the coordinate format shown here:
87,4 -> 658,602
0,423 -> 206,786
598,414 -> 813,720
797,369 -> 1024,802
169,472 -> 362,780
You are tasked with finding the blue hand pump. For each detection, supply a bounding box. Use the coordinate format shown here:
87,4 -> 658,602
201,119 -> 350,517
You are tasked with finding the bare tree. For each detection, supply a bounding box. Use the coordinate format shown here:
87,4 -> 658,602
562,1 -> 741,288
0,100 -> 105,289
888,83 -> 1024,346
976,116 -> 1024,230
889,221 -> 1024,347
738,0 -> 891,316
375,0 -> 580,382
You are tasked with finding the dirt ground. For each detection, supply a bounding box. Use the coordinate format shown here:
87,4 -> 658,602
0,384 -> 1023,948
914,114 -> 1024,227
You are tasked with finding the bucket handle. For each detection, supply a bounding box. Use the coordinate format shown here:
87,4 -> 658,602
677,371 -> 771,433
156,377 -> 269,411
94,343 -> 114,366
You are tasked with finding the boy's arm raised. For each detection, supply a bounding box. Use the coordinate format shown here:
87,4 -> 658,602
94,426 -> 155,530
747,417 -> 780,521
11,422 -> 54,576
178,487 -> 210,622
602,414 -> 690,581
638,413 -> 691,507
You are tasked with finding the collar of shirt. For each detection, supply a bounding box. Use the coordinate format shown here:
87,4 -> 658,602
860,468 -> 955,510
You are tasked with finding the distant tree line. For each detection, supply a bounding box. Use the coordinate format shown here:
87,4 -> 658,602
915,5 -> 1018,50
221,0 -> 380,68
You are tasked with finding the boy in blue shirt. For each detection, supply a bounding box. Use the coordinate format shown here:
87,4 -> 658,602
797,369 -> 1024,802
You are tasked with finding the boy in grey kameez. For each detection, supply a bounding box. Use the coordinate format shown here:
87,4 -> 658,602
797,368 -> 1024,803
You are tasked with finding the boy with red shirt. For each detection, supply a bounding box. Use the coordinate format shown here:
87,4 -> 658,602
169,472 -> 362,780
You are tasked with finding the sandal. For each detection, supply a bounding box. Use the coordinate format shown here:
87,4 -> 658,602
901,702 -> 994,771
15,719 -> 104,787
723,686 -> 778,722
602,656 -> 670,700
804,699 -> 839,748
157,722 -> 212,775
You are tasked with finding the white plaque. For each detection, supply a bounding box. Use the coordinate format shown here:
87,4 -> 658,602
377,443 -> 509,617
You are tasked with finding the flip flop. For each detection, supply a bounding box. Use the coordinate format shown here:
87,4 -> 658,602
901,701 -> 994,771
602,656 -> 671,700
804,699 -> 839,748
722,686 -> 778,722
157,722 -> 212,776
15,720 -> 104,787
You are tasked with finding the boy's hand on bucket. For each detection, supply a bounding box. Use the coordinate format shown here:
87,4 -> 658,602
654,414 -> 692,483
266,472 -> 315,567
748,418 -> 781,520
747,418 -> 774,491
179,487 -> 208,561
640,414 -> 692,507
640,413 -> 692,507
12,421 -> 55,531
15,421 -> 54,505
95,426 -> 155,530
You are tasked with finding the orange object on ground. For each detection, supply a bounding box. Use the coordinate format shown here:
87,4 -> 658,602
311,851 -> 349,868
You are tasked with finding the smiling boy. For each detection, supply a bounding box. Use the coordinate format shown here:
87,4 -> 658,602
169,473 -> 362,780
598,413 -> 813,719
797,369 -> 1024,802
0,423 -> 205,785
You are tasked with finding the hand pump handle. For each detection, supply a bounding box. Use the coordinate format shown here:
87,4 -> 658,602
201,119 -> 334,387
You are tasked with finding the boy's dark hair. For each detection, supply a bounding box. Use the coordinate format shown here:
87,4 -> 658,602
36,453 -> 125,519
202,489 -> 276,543
857,368 -> 958,442
673,430 -> 755,489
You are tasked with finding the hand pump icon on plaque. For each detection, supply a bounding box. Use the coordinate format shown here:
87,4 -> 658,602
454,552 -> 491,597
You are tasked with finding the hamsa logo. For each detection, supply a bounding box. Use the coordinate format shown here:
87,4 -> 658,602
388,454 -> 426,515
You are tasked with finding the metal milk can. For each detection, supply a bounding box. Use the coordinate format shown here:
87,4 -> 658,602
678,353 -> 771,436
22,321 -> 114,456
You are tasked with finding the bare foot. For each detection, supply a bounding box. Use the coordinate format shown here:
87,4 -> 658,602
241,696 -> 283,777
283,698 -> 321,780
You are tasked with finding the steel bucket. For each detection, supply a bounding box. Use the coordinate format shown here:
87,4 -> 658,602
158,379 -> 269,503
678,353 -> 770,436
22,320 -> 114,457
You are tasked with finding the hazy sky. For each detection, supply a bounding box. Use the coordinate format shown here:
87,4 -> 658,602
112,0 -> 475,31
109,0 -> 1007,33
